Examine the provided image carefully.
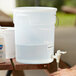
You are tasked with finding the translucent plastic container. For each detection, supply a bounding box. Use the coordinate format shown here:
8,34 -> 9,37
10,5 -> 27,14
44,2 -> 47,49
0,29 -> 6,63
0,27 -> 15,59
13,7 -> 57,64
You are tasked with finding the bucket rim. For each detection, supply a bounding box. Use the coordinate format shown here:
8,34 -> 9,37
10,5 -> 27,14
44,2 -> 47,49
13,7 -> 57,13
0,27 -> 14,30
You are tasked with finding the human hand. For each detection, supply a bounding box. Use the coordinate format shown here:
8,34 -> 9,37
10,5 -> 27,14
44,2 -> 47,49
50,65 -> 76,76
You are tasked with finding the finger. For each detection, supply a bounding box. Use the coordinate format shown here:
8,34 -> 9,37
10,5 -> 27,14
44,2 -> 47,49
58,68 -> 62,71
50,68 -> 63,76
50,73 -> 60,76
50,69 -> 69,76
50,71 -> 60,76
71,65 -> 76,70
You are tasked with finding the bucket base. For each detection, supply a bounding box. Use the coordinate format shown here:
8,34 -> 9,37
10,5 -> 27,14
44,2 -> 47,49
16,58 -> 54,64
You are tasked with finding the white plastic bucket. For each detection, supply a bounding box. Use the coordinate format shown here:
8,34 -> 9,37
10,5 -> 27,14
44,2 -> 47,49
13,7 -> 57,64
0,27 -> 15,59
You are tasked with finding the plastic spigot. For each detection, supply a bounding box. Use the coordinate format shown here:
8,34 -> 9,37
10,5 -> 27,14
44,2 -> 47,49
52,50 -> 67,63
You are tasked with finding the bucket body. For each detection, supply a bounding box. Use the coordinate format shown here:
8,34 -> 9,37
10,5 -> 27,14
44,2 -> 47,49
13,7 -> 57,64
